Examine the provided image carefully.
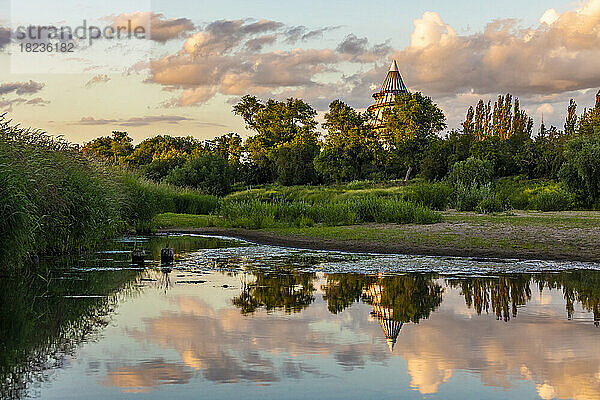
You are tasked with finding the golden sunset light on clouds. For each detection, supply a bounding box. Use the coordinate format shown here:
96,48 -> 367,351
1,0 -> 600,143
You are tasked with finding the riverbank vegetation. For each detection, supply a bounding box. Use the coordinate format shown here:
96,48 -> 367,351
3,88 -> 600,268
82,90 -> 600,212
0,118 -> 219,268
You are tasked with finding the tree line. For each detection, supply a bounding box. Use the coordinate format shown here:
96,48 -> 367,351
82,90 -> 600,204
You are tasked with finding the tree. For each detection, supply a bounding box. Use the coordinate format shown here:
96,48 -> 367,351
233,95 -> 320,184
380,92 -> 446,180
81,131 -> 133,163
559,134 -> 600,207
165,153 -> 232,196
565,99 -> 578,135
578,90 -> 600,136
125,135 -> 200,166
462,94 -> 533,141
314,100 -> 383,182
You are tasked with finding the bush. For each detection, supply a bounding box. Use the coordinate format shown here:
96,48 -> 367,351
142,158 -> 185,181
559,135 -> 600,207
448,157 -> 494,187
406,182 -> 453,210
218,197 -> 442,228
119,172 -> 220,231
477,193 -> 504,214
165,154 -> 232,196
455,183 -> 492,211
527,187 -> 574,211
0,119 -> 123,266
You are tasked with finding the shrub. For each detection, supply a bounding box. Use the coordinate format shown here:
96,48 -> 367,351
165,153 -> 232,196
559,135 -> 600,207
455,183 -> 492,211
477,193 -> 504,214
527,187 -> 574,211
0,118 -> 123,266
218,197 -> 442,227
406,182 -> 453,210
448,157 -> 494,187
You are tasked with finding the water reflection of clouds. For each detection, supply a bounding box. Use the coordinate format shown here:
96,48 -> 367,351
103,359 -> 192,393
102,278 -> 600,399
397,289 -> 600,399
111,294 -> 390,392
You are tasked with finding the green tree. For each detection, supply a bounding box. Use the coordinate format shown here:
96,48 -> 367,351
165,153 -> 232,196
578,90 -> 600,136
380,92 -> 446,180
233,95 -> 320,184
81,131 -> 133,164
125,135 -> 200,166
314,100 -> 383,182
565,99 -> 578,135
559,134 -> 600,207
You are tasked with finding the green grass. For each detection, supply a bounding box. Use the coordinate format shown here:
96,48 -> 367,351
152,208 -> 600,260
153,213 -> 218,228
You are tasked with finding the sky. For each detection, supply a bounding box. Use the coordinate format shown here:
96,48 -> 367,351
0,0 -> 599,144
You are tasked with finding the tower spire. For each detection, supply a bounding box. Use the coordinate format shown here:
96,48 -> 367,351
367,59 -> 408,129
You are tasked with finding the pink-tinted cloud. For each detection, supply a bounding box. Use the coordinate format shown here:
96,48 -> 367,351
106,12 -> 195,43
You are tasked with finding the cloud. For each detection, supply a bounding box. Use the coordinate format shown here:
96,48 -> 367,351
75,115 -> 225,127
0,80 -> 45,96
336,34 -> 392,62
0,26 -> 10,49
244,34 -> 277,52
396,1 -> 600,97
85,74 -> 111,87
106,12 -> 195,43
77,116 -> 118,125
138,0 -> 600,121
182,19 -> 283,56
149,46 -> 340,106
0,98 -> 27,112
284,25 -> 340,44
25,97 -> 50,106
103,359 -> 192,393
336,34 -> 368,55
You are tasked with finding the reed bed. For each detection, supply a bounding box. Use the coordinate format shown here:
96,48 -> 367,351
219,197 -> 442,228
0,117 -> 218,269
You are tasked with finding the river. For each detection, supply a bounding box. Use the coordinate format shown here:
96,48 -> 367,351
2,234 -> 600,399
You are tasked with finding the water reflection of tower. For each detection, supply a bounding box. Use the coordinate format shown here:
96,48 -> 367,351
365,277 -> 403,352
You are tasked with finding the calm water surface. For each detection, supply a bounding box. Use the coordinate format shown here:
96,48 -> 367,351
2,234 -> 600,399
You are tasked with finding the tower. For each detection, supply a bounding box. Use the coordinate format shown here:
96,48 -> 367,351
365,281 -> 403,352
366,60 -> 408,129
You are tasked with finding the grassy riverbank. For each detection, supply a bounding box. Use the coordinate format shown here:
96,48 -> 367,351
154,210 -> 600,262
0,118 -> 219,270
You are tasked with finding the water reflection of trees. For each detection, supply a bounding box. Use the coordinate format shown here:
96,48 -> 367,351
536,271 -> 600,326
362,274 -> 444,324
448,270 -> 600,323
0,260 -> 141,400
231,269 -> 317,314
449,276 -> 532,321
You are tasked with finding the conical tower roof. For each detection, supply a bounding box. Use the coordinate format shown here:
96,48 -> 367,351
366,60 -> 408,129
379,60 -> 407,93
365,282 -> 404,353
